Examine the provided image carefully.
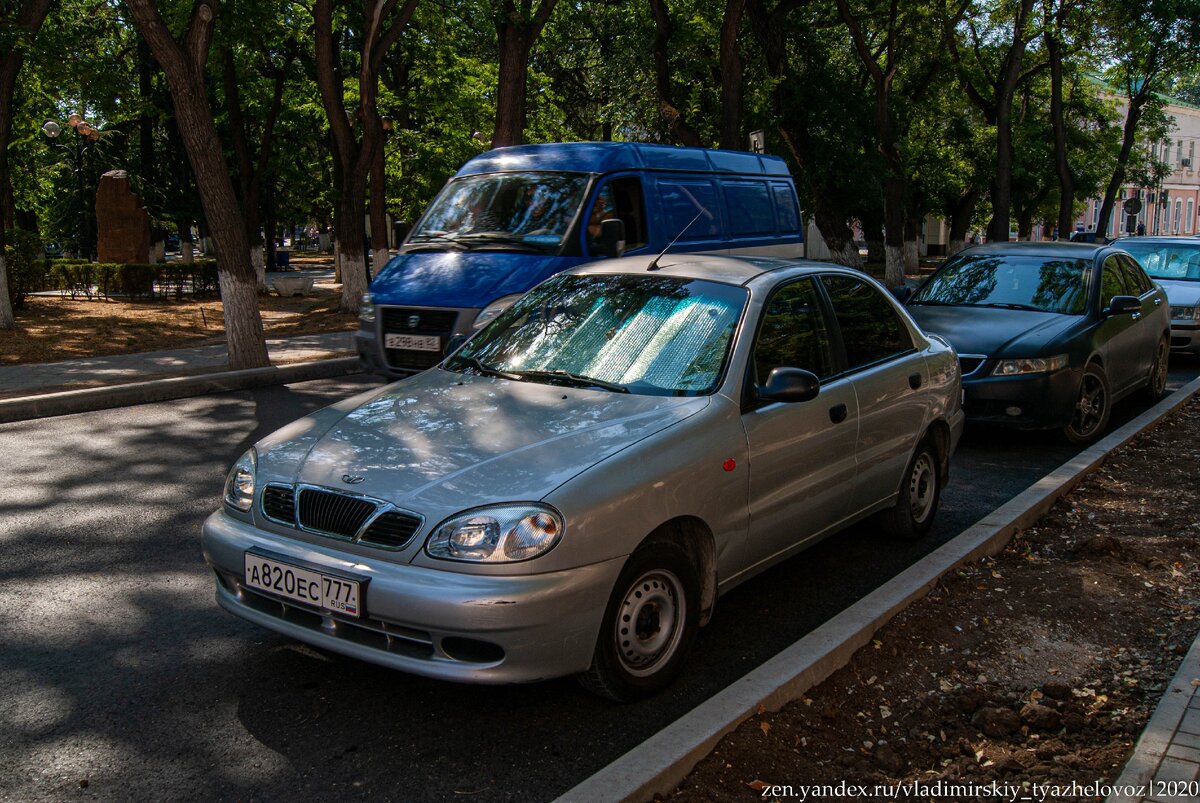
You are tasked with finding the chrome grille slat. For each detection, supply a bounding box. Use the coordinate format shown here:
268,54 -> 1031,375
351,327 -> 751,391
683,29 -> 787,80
260,484 -> 424,549
297,488 -> 376,538
261,485 -> 297,525
360,511 -> 422,550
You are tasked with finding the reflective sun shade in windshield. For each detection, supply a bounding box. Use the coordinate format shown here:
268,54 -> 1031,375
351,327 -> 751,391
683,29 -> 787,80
911,255 -> 1091,314
1119,242 -> 1200,281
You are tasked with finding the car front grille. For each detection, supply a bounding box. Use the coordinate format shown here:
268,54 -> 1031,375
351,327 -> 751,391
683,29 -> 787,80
380,307 -> 459,372
259,484 -> 423,550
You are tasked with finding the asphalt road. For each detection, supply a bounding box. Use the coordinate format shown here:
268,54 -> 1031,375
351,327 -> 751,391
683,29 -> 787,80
1,356 -> 1196,802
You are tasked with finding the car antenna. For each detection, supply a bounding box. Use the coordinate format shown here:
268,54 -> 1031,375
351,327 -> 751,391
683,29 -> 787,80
648,207 -> 711,271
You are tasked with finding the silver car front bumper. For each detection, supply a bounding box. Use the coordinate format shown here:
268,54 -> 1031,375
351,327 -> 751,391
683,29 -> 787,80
201,510 -> 623,684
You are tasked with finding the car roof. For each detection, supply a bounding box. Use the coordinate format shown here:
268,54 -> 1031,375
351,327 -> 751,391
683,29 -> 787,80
956,241 -> 1105,258
569,253 -> 834,286
455,142 -> 791,178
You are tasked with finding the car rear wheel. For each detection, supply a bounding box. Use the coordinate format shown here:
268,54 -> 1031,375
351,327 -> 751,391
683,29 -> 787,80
577,542 -> 699,702
1145,336 -> 1169,401
1062,363 -> 1111,445
878,439 -> 941,540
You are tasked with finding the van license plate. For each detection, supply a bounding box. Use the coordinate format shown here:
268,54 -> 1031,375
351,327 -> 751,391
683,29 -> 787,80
385,334 -> 440,351
243,553 -> 362,617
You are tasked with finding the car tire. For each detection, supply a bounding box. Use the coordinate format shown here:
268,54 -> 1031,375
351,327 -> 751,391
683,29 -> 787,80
877,439 -> 941,541
1062,362 -> 1111,445
577,542 -> 700,702
1145,336 -> 1169,401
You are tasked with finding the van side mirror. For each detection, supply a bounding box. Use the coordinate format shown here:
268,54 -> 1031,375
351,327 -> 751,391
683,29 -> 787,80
600,218 -> 626,259
756,367 -> 820,404
1105,295 -> 1141,317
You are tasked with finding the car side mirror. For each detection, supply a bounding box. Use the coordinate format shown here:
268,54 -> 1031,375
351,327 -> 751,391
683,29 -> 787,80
600,218 -> 626,259
756,367 -> 820,404
444,334 -> 468,356
891,285 -> 913,303
1106,295 -> 1141,317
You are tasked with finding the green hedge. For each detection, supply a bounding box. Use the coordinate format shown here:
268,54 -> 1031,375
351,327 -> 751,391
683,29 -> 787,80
46,260 -> 219,301
4,230 -> 45,309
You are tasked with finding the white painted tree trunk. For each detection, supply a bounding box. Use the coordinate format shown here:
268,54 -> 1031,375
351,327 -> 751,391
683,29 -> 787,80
0,253 -> 14,330
903,239 -> 919,272
340,251 -> 368,312
373,247 -> 390,275
182,241 -> 194,264
946,239 -> 967,258
251,245 -> 266,291
884,245 -> 905,287
833,241 -> 865,270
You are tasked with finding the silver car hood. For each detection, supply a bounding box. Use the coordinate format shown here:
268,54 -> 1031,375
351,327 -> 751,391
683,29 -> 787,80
1156,279 -> 1200,307
259,369 -> 709,511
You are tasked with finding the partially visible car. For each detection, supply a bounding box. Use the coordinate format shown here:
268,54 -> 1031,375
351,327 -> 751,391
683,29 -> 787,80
1117,236 -> 1200,356
203,254 -> 963,701
1069,231 -> 1108,244
907,242 -> 1170,444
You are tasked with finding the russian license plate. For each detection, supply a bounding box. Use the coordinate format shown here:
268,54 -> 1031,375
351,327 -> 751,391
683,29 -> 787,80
243,552 -> 362,617
384,333 -> 440,351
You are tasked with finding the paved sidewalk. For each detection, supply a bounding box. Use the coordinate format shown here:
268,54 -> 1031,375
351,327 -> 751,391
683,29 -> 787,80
0,331 -> 356,398
1109,634 -> 1200,802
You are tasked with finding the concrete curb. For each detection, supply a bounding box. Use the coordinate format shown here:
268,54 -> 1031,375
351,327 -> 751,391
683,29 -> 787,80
0,357 -> 363,424
556,376 -> 1200,803
1106,630 -> 1200,801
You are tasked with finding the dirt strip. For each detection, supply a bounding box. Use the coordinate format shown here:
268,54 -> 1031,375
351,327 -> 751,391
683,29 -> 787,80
667,395 -> 1200,803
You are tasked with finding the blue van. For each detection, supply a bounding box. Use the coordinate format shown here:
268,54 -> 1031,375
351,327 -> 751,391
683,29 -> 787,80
356,141 -> 803,377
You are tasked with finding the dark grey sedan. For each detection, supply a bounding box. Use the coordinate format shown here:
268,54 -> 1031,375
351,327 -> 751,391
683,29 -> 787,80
907,242 -> 1170,444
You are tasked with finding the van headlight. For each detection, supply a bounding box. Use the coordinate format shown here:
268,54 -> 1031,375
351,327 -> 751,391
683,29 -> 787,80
425,504 -> 564,562
992,354 -> 1069,376
223,448 -> 257,512
472,294 -> 524,330
359,293 -> 375,325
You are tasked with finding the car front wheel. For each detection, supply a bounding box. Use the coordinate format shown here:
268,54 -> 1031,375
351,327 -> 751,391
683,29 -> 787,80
577,542 -> 699,702
1062,363 -> 1111,445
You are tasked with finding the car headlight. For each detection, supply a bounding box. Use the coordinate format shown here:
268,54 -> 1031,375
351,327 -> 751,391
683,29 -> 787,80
472,294 -> 524,330
992,354 -> 1069,376
425,504 -> 564,563
359,293 -> 375,325
223,448 -> 257,512
1170,305 -> 1199,321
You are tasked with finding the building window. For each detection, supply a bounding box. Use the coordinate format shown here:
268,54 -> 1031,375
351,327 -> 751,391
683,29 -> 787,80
1188,199 -> 1196,234
1175,199 -> 1183,233
1191,141 -> 1196,169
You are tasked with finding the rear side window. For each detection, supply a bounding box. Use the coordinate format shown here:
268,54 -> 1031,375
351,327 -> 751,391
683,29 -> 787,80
772,183 -> 800,233
752,279 -> 834,383
822,274 -> 914,370
658,179 -> 722,241
723,181 -> 774,236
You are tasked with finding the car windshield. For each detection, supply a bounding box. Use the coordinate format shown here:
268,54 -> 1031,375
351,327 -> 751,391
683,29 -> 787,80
408,172 -> 588,252
910,254 -> 1091,314
1119,242 -> 1200,281
445,274 -> 748,396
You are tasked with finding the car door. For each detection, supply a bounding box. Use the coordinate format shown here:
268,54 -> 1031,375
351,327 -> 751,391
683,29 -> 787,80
741,277 -> 859,567
819,274 -> 930,513
1096,254 -> 1142,394
1117,254 -> 1165,377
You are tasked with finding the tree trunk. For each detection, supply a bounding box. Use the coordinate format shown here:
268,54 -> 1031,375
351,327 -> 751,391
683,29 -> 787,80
493,24 -> 532,147
370,119 -> 390,271
649,0 -> 703,146
987,0 -> 1035,243
1097,94 -> 1147,239
126,0 -> 268,370
813,204 -> 863,269
1046,29 -> 1074,237
718,0 -> 747,149
902,211 -> 919,273
947,188 -> 979,256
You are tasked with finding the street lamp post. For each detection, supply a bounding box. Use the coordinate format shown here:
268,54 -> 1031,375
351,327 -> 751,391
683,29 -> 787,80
42,115 -> 100,260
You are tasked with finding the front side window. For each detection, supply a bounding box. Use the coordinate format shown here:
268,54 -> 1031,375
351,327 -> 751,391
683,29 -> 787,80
1117,255 -> 1152,295
587,177 -> 648,254
447,274 -> 747,396
823,275 -> 914,369
1100,256 -> 1128,307
909,254 -> 1092,315
752,279 -> 834,383
1121,242 -> 1200,281
410,172 -> 588,252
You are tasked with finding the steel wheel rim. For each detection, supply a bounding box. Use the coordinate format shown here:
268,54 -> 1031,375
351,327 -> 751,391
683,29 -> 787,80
615,569 -> 685,677
1071,373 -> 1106,438
1151,339 -> 1168,396
909,452 -> 937,524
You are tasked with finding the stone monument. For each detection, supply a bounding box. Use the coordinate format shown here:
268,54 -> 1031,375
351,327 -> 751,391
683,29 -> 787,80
95,170 -> 151,264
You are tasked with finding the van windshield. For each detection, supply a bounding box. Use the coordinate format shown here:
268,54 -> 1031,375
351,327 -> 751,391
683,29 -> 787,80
409,172 -> 588,253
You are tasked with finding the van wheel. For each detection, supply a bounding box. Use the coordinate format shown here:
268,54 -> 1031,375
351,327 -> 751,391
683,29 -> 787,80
577,542 -> 699,702
878,439 -> 941,540
1063,363 -> 1111,445
1145,336 -> 1169,401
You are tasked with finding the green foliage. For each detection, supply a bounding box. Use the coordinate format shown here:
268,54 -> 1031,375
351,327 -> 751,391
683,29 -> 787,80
3,229 -> 46,309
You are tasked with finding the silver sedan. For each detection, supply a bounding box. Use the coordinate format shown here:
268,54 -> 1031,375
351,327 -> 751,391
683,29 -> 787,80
202,255 -> 964,700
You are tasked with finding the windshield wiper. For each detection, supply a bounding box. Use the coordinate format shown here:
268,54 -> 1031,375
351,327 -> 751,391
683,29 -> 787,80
509,369 -> 630,393
457,355 -> 521,380
407,233 -> 467,251
979,302 -> 1046,312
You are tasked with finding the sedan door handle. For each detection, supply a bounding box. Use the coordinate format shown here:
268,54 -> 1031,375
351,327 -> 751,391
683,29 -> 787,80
908,373 -> 922,390
1131,312 -> 1142,320
1153,297 -> 1163,306
829,403 -> 848,424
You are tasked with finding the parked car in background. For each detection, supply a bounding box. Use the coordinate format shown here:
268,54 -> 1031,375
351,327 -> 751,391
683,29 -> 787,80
204,254 -> 963,701
1116,236 -> 1200,356
355,142 -> 805,380
907,242 -> 1170,444
1069,230 -> 1108,244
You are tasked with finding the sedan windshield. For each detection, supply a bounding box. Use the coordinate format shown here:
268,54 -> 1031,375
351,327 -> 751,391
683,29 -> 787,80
409,172 -> 588,252
445,274 -> 748,396
1119,241 -> 1200,281
910,254 -> 1091,314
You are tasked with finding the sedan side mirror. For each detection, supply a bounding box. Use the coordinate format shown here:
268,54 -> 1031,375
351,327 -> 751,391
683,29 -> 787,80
1106,295 -> 1141,317
600,218 -> 626,259
891,285 -> 913,303
757,367 -> 821,404
444,334 -> 468,356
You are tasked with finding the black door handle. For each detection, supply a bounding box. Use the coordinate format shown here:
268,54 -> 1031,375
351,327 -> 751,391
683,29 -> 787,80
909,373 -> 922,390
829,403 -> 847,423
